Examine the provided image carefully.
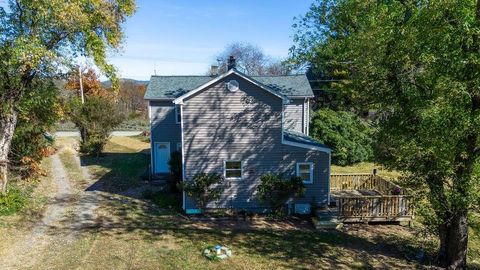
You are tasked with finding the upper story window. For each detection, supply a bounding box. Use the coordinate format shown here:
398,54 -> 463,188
296,162 -> 313,184
175,105 -> 181,124
224,161 -> 242,180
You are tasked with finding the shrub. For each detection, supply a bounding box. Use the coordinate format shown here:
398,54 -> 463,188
0,187 -> 27,216
182,173 -> 224,211
310,108 -> 373,165
9,79 -> 60,178
257,173 -> 305,215
68,96 -> 124,156
168,151 -> 182,193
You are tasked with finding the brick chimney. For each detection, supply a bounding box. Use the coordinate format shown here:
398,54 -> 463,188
227,55 -> 236,70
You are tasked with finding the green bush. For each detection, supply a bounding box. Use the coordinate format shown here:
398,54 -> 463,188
310,109 -> 373,165
257,173 -> 305,215
68,96 -> 124,156
182,173 -> 224,211
167,151 -> 182,193
10,79 -> 60,178
0,187 -> 27,216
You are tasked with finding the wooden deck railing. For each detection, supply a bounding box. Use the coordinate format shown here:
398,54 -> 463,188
330,173 -> 413,222
336,195 -> 414,222
330,173 -> 403,195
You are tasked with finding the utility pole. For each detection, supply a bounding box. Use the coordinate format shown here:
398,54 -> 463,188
79,66 -> 85,104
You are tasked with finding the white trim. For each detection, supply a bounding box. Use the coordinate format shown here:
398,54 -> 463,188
173,69 -> 285,104
153,142 -> 170,173
296,162 -> 314,184
223,160 -> 243,180
288,96 -> 315,99
180,104 -> 186,211
144,98 -> 175,101
306,98 -> 310,136
175,105 -> 181,124
282,137 -> 332,154
303,98 -> 308,134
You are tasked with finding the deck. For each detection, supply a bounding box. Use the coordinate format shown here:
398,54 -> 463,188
329,173 -> 414,223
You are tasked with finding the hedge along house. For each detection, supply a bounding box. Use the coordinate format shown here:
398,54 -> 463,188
144,58 -> 331,214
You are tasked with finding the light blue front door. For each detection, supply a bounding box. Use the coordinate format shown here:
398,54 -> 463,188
154,142 -> 170,173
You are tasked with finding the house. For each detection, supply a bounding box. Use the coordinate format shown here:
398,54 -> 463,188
144,59 -> 331,214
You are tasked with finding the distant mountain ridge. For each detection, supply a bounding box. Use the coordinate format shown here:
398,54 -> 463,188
102,78 -> 149,88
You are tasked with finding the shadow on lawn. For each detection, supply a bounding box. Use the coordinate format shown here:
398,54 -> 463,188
80,151 -> 150,197
47,189 -> 432,269
69,146 -> 432,269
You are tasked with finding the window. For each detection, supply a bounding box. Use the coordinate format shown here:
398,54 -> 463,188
296,162 -> 313,184
224,161 -> 242,179
175,105 -> 181,124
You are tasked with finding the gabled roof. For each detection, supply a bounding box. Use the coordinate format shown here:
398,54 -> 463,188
173,69 -> 285,104
283,130 -> 331,153
144,71 -> 314,100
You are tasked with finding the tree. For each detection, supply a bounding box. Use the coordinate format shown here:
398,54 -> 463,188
182,173 -> 224,211
310,109 -> 372,165
10,78 -> 60,178
257,173 -> 305,215
212,42 -> 290,75
68,96 -> 123,156
0,0 -> 135,193
65,68 -> 106,98
291,0 -> 480,268
117,80 -> 147,118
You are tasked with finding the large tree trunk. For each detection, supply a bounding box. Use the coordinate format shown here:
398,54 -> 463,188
438,210 -> 469,269
0,109 -> 18,194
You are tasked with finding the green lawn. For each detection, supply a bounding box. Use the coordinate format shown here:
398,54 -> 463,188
331,162 -> 401,179
4,137 -> 480,269
52,138 -> 433,269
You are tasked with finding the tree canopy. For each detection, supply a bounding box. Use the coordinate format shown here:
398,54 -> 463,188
212,42 -> 290,75
310,109 -> 372,165
291,0 -> 480,268
0,0 -> 135,193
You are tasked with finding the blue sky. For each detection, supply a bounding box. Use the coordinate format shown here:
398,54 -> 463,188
108,0 -> 313,80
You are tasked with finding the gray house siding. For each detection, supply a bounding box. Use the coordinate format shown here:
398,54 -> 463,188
149,100 -> 181,173
284,98 -> 307,134
181,73 -> 329,211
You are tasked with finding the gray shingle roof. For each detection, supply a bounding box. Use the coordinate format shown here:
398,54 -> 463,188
144,73 -> 313,100
283,130 -> 331,150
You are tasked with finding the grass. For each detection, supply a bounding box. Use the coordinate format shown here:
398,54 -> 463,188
48,137 -> 431,269
59,149 -> 87,188
81,137 -> 150,192
3,136 -> 479,269
331,162 -> 402,179
0,187 -> 28,216
0,156 -> 53,218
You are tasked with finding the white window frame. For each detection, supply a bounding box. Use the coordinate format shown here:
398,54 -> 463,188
296,162 -> 314,184
175,105 -> 181,124
224,160 -> 243,180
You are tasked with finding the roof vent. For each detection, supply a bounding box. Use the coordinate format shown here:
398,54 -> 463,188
227,80 -> 239,92
227,55 -> 236,70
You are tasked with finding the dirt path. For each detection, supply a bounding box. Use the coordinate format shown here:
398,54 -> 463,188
0,147 -> 98,269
